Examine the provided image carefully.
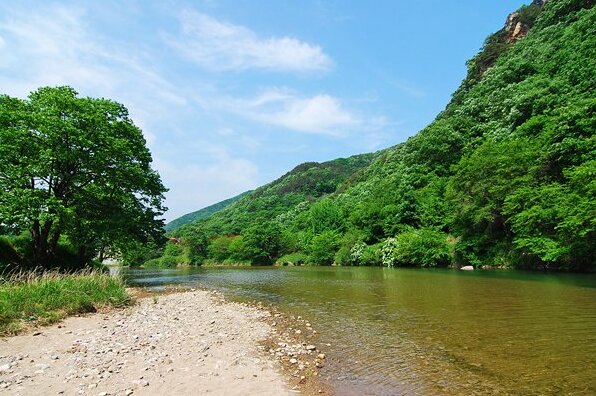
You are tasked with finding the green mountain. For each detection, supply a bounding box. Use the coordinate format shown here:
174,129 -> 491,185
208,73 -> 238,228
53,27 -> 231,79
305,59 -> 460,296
188,153 -> 377,236
164,191 -> 251,232
160,0 -> 595,271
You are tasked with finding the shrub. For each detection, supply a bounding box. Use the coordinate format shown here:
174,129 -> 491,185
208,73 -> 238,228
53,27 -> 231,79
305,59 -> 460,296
359,243 -> 383,266
276,252 -> 311,266
142,258 -> 163,268
333,231 -> 364,266
143,255 -> 185,268
0,236 -> 21,272
207,235 -> 238,263
159,255 -> 185,268
384,229 -> 452,267
349,241 -> 367,265
308,231 -> 341,265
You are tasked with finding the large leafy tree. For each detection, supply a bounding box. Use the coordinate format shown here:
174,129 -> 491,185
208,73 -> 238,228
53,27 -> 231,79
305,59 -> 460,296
0,86 -> 167,268
242,222 -> 283,264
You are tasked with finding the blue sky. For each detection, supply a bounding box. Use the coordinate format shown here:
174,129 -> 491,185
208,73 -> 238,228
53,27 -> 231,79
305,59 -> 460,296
0,0 -> 524,221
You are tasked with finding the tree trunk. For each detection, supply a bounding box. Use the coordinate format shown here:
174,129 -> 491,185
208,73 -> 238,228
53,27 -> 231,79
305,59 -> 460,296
76,245 -> 88,269
48,224 -> 62,263
30,220 -> 60,269
31,223 -> 48,269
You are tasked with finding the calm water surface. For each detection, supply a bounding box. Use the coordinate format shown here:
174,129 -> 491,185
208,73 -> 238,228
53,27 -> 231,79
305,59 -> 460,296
120,266 -> 596,395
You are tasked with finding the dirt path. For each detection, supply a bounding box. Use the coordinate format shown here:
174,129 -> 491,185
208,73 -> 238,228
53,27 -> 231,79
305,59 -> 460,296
0,290 -> 293,396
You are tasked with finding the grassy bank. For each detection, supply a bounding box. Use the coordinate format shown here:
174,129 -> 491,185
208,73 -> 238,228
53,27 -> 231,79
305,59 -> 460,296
0,271 -> 130,335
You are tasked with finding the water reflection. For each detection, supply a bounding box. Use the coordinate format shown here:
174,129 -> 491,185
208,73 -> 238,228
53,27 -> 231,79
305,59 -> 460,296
121,266 -> 596,395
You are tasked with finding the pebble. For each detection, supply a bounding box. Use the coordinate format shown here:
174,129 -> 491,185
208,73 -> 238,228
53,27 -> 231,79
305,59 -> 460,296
1,291 -> 293,395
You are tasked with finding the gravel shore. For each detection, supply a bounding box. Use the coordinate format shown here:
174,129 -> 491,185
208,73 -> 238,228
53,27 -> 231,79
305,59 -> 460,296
0,290 -> 293,396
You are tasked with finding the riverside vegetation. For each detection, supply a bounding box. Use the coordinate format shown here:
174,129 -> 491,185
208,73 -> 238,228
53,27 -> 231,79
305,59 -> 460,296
156,0 -> 595,272
0,0 -> 594,335
0,271 -> 129,335
0,87 -> 165,331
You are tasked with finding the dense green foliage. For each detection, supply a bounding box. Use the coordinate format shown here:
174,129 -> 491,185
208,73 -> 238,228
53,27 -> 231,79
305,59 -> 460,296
154,0 -> 595,271
155,155 -> 375,266
0,87 -> 167,271
0,271 -> 130,334
164,191 -> 250,232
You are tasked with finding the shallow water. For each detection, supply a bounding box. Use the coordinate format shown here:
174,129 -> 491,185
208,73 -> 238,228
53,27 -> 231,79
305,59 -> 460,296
121,266 -> 596,395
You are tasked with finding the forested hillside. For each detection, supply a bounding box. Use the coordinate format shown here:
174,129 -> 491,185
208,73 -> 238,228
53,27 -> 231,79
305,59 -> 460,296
164,191 -> 251,232
155,154 -> 376,266
158,0 -> 595,271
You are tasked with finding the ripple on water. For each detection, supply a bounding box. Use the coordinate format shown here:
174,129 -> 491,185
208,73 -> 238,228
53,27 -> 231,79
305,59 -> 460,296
122,266 -> 596,395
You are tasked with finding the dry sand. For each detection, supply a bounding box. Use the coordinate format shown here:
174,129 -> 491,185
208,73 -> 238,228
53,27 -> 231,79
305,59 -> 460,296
0,290 -> 297,396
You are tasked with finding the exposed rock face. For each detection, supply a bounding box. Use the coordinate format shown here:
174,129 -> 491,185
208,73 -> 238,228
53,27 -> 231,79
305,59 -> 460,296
505,12 -> 529,43
504,0 -> 548,43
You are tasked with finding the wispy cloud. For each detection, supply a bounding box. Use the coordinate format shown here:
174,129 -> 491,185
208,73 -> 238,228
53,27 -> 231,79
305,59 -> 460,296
0,4 -> 186,127
165,10 -> 333,73
0,2 -> 393,220
216,89 -> 358,135
0,3 -> 194,220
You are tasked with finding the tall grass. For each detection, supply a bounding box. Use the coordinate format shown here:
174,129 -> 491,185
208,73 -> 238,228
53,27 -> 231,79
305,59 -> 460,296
0,270 -> 130,335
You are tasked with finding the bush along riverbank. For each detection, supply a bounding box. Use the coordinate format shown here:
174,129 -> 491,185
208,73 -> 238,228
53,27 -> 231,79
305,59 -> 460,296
0,271 -> 130,335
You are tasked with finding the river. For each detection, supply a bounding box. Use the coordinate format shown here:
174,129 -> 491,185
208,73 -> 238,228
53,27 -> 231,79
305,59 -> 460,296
120,266 -> 596,395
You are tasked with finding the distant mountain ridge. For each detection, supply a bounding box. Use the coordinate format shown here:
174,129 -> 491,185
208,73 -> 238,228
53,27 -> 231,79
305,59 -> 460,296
188,153 -> 378,236
164,191 -> 251,232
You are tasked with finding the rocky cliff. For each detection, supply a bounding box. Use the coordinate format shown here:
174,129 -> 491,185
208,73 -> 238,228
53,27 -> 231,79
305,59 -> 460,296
505,0 -> 548,42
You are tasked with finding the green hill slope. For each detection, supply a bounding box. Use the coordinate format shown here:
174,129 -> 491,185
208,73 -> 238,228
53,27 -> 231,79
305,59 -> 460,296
164,191 -> 250,232
160,0 -> 595,271
196,153 -> 377,236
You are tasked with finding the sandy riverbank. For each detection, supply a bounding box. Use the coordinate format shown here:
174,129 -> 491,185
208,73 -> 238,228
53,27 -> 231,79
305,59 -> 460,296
0,289 -> 328,396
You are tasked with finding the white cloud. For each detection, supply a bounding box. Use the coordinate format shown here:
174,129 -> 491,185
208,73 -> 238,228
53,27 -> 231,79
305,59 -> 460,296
217,89 -> 359,135
256,94 -> 356,134
0,3 -> 392,220
0,4 -> 186,131
165,11 -> 332,72
0,4 -> 196,219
